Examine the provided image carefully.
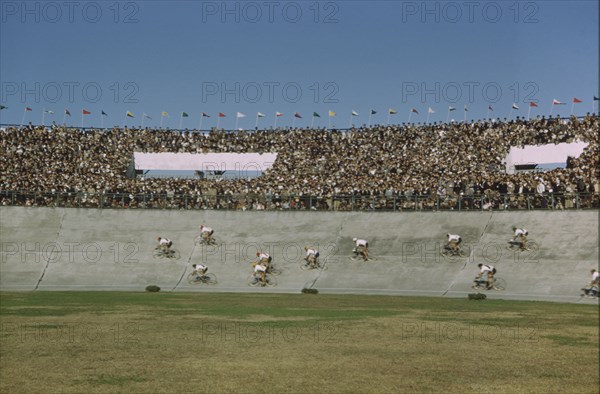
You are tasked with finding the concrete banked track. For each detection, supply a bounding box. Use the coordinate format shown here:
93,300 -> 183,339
0,207 -> 598,303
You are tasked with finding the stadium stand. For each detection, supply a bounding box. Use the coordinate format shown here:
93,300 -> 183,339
1,114 -> 598,211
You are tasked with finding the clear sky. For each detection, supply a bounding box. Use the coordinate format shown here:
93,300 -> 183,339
0,0 -> 598,129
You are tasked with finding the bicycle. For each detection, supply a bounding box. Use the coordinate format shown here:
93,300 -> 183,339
247,273 -> 277,287
440,245 -> 467,258
472,276 -> 506,291
194,235 -> 218,246
348,255 -> 377,261
300,257 -> 328,271
506,238 -> 532,252
153,247 -> 181,260
580,284 -> 598,298
187,272 -> 218,285
266,264 -> 283,276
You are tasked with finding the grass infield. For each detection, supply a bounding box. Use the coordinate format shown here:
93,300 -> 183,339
0,292 -> 598,393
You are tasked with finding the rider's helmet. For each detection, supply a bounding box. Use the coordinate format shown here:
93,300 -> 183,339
156,236 -> 161,241
256,252 -> 260,257
511,226 -> 517,231
446,233 -> 451,238
192,264 -> 197,268
352,238 -> 357,242
199,224 -> 204,229
305,246 -> 308,251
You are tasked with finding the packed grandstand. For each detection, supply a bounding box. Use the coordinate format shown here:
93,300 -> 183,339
1,114 -> 598,210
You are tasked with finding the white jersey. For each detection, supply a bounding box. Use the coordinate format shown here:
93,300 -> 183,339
480,264 -> 494,274
200,226 -> 213,233
514,228 -> 527,237
258,252 -> 270,260
254,264 -> 267,273
355,239 -> 368,247
194,264 -> 207,271
159,238 -> 171,245
447,234 -> 461,242
592,271 -> 599,281
306,249 -> 318,257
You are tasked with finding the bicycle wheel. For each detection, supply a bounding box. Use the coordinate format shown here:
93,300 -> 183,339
265,275 -> 277,287
153,248 -> 165,259
194,235 -> 203,245
493,277 -> 506,291
268,266 -> 282,276
300,261 -> 312,270
367,256 -> 378,261
200,273 -> 218,285
348,256 -> 358,261
247,274 -> 261,287
187,272 -> 201,284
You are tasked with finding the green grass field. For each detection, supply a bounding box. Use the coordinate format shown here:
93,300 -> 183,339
1,292 -> 598,393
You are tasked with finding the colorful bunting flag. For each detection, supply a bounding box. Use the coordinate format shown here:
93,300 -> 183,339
82,109 -> 91,115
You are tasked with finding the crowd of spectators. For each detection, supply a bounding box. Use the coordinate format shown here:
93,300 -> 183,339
1,113 -> 599,211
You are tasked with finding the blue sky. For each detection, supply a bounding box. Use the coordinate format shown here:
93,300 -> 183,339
0,0 -> 598,129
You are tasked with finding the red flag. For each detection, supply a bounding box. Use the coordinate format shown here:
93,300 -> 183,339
573,97 -> 582,103
552,99 -> 565,105
218,113 -> 226,117
411,108 -> 419,114
25,107 -> 32,111
530,102 -> 538,107
82,109 -> 91,115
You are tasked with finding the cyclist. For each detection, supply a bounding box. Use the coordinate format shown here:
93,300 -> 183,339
304,246 -> 320,268
352,238 -> 369,261
446,233 -> 462,254
156,236 -> 173,254
199,224 -> 215,244
512,226 -> 529,250
476,263 -> 497,290
584,269 -> 600,298
252,261 -> 268,286
191,263 -> 208,280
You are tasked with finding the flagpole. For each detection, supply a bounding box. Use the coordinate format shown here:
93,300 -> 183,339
387,113 -> 391,125
368,112 -> 372,127
62,111 -> 66,125
408,110 -> 412,124
311,115 -> 315,128
20,108 -> 26,127
160,115 -> 164,128
142,115 -> 145,129
527,106 -> 531,120
274,115 -> 277,129
446,109 -> 450,123
101,114 -> 104,129
463,108 -> 466,122
292,116 -> 296,128
235,115 -> 239,130
550,103 -> 554,116
199,114 -> 203,131
81,111 -> 84,128
123,113 -> 127,128
486,108 -> 490,120
570,101 -> 574,116
328,114 -> 331,129
41,108 -> 46,125
508,108 -> 513,119
255,114 -> 258,129
216,116 -> 221,129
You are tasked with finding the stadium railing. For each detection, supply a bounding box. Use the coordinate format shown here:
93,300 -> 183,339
1,190 -> 598,211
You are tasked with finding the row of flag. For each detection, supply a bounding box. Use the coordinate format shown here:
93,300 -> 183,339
3,97 -> 598,129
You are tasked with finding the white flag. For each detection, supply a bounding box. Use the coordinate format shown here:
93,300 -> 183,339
236,112 -> 246,118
